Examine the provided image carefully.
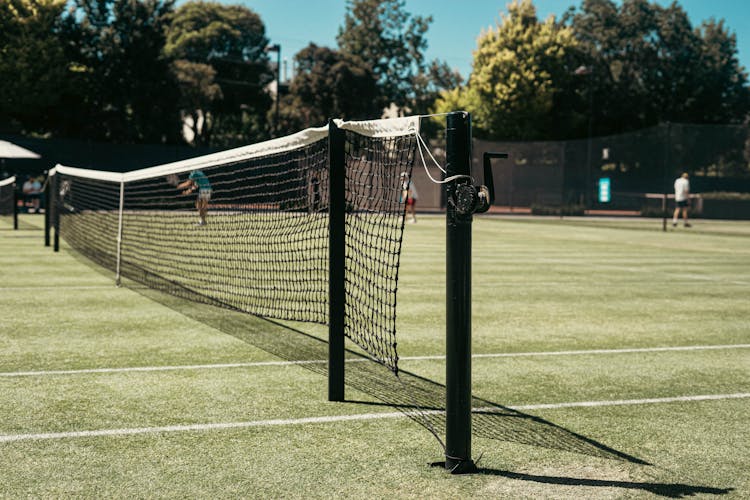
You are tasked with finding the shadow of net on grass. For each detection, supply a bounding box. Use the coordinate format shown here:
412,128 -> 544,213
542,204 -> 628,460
121,272 -> 646,465
62,248 -> 643,465
67,251 -> 730,495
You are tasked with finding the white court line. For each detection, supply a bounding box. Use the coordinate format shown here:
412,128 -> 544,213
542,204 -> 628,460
416,344 -> 750,362
1,393 -> 748,443
511,393 -> 750,411
2,344 -> 749,378
0,360 -> 327,377
0,285 -> 113,291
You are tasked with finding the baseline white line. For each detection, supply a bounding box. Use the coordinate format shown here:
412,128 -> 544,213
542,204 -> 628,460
1,393 -> 748,443
2,344 -> 748,378
510,393 -> 750,410
0,360 -> 327,377
415,344 -> 750,362
0,412 -> 404,443
0,285 -> 113,291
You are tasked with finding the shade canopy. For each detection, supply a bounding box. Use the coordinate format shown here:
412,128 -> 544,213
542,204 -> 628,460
0,140 -> 41,159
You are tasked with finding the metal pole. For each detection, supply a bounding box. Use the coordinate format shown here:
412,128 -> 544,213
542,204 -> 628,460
509,162 -> 513,213
275,47 -> 281,137
115,181 -> 125,286
44,175 -> 51,246
265,44 -> 282,137
328,120 -> 346,402
585,86 -> 593,211
53,174 -> 59,253
444,111 -> 476,474
662,122 -> 671,232
13,180 -> 18,230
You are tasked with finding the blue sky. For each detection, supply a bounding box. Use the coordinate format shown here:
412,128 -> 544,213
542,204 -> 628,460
229,0 -> 750,81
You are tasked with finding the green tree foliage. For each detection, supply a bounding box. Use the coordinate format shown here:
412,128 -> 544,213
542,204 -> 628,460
692,19 -> 749,123
567,0 -> 750,135
58,0 -> 181,143
165,1 -> 273,146
0,0 -> 69,133
434,0 -> 579,140
411,60 -> 464,116
277,44 -> 380,133
171,60 -> 222,147
71,0 -> 180,142
336,0 -> 458,114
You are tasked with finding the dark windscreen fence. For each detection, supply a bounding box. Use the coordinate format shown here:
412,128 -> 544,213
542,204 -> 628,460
49,117 -> 419,373
0,176 -> 15,217
473,122 -> 750,212
473,140 -> 565,208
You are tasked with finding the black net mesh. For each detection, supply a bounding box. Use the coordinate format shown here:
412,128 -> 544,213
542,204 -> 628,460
344,130 -> 417,371
52,122 -> 417,372
55,138 -> 330,323
55,175 -> 121,268
120,140 -> 331,322
0,178 -> 15,217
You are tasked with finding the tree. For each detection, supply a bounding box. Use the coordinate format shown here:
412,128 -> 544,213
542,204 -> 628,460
411,61 -> 464,116
0,0 -> 69,133
337,0 -> 455,114
565,0 -> 652,134
277,44 -> 380,133
171,60 -> 222,147
165,1 -> 273,146
691,18 -> 749,124
59,0 -> 181,143
566,0 -> 750,134
433,0 -> 580,140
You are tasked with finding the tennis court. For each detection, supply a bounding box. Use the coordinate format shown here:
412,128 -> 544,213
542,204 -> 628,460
1,213 -> 748,498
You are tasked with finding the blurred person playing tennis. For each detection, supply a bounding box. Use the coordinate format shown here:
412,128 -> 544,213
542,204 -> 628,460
673,172 -> 691,228
177,170 -> 211,226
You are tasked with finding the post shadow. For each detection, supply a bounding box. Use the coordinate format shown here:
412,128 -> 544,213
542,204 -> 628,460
475,469 -> 732,498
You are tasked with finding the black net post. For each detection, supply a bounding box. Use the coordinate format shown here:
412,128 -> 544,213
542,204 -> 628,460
328,120 -> 346,402
44,175 -> 51,246
662,122 -> 671,232
13,180 -> 18,230
53,174 -> 60,252
444,111 -> 476,474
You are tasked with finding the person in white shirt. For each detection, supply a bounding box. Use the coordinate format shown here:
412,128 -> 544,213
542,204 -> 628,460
673,172 -> 691,228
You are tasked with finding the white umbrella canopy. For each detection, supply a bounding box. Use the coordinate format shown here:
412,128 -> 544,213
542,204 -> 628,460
0,140 -> 41,159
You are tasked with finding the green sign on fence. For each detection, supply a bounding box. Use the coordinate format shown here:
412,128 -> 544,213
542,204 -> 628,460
598,177 -> 611,203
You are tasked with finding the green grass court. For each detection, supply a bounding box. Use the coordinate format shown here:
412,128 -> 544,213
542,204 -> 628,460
1,213 -> 748,498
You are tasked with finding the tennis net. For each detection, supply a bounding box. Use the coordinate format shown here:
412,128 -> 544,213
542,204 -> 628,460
49,117 -> 419,372
0,176 -> 16,219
